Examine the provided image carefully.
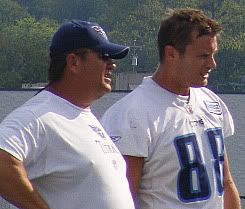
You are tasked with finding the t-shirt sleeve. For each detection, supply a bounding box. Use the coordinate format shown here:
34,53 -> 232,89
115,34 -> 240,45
101,107 -> 150,158
0,109 -> 46,165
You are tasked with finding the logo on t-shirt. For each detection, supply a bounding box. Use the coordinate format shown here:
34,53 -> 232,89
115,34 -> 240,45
204,101 -> 222,115
190,118 -> 205,127
110,135 -> 122,142
89,125 -> 106,139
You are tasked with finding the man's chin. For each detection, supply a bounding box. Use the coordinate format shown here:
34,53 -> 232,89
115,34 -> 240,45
102,84 -> 112,94
193,79 -> 209,87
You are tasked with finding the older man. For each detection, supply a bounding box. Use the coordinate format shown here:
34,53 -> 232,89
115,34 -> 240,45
0,20 -> 135,209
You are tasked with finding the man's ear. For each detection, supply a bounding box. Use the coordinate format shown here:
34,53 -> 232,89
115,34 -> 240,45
66,53 -> 78,68
164,45 -> 178,60
65,53 -> 83,77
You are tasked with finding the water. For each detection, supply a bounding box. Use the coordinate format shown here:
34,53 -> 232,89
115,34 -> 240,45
0,91 -> 244,208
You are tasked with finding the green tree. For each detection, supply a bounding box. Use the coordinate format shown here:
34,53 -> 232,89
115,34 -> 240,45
164,0 -> 199,9
0,17 -> 58,87
0,0 -> 244,89
16,0 -> 101,22
199,0 -> 245,36
0,0 -> 29,26
104,0 -> 166,72
210,32 -> 245,88
0,71 -> 22,88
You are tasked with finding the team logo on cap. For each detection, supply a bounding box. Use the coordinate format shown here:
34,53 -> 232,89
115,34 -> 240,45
91,26 -> 108,40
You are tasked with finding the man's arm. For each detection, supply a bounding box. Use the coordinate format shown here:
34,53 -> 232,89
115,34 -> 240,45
224,150 -> 241,209
0,150 -> 50,209
123,155 -> 144,199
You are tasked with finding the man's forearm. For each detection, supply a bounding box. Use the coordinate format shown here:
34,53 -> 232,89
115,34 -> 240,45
224,178 -> 241,209
1,183 -> 50,209
223,151 -> 241,209
0,151 -> 50,209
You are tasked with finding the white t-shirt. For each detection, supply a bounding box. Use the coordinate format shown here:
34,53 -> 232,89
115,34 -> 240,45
101,77 -> 234,209
0,90 -> 135,209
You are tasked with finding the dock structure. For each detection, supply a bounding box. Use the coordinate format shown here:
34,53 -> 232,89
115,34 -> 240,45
114,72 -> 151,91
22,83 -> 47,89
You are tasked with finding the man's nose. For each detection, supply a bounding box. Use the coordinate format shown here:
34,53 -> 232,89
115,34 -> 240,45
207,55 -> 217,70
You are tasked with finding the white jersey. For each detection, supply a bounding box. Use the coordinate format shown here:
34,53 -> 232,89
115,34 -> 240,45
0,90 -> 135,209
101,76 -> 234,209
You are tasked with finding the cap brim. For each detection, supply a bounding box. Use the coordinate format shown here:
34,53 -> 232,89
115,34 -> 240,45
96,43 -> 129,59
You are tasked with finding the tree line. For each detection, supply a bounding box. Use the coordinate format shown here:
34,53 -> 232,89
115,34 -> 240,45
0,0 -> 244,91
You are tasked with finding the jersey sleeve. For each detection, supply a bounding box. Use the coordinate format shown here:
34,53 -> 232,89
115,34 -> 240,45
101,106 -> 150,158
0,109 -> 47,166
219,98 -> 234,138
200,87 -> 234,139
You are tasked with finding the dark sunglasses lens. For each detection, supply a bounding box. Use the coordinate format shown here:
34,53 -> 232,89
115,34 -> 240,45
101,54 -> 110,61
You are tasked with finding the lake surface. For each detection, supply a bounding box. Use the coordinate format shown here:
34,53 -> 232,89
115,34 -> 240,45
0,90 -> 244,208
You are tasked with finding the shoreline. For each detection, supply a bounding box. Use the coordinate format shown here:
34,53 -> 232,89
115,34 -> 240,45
0,88 -> 244,94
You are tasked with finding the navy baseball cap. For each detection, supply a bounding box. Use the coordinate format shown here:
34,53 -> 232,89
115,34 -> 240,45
50,20 -> 129,59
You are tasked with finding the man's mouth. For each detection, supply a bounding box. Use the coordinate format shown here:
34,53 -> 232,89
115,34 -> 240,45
104,73 -> 112,83
201,73 -> 209,78
201,70 -> 212,78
